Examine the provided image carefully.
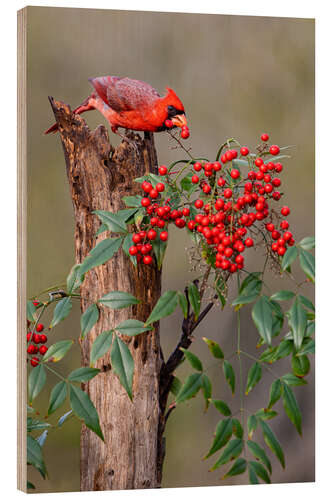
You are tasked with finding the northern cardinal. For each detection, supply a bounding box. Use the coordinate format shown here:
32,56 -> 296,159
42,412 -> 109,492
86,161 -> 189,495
45,76 -> 188,138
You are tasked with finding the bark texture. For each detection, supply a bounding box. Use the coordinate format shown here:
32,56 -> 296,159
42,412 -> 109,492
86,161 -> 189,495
49,98 -> 163,491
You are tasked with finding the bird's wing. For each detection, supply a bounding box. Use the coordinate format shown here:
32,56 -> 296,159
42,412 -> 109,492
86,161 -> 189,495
89,76 -> 160,112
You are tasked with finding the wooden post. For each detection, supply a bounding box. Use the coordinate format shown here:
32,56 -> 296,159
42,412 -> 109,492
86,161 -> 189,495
49,99 -> 164,490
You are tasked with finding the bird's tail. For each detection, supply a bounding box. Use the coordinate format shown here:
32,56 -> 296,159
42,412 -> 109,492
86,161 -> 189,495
44,96 -> 94,135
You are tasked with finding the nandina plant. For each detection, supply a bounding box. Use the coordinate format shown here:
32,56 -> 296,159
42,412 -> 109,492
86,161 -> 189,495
26,132 -> 314,488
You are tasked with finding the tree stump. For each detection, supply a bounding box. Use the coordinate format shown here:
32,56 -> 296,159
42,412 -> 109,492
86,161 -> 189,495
49,98 -> 164,490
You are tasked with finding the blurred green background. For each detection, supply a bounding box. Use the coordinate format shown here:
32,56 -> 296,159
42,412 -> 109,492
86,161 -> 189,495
25,6 -> 315,492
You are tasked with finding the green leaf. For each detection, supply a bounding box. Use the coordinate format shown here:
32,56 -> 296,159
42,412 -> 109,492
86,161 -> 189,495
259,419 -> 285,468
57,410 -> 72,427
27,300 -> 37,322
245,362 -> 262,395
123,195 -> 144,207
203,337 -> 224,359
188,282 -> 201,320
232,294 -> 259,308
27,418 -> 51,432
282,382 -> 302,435
48,381 -> 67,415
90,331 -> 113,365
275,340 -> 293,360
205,418 -> 233,459
248,461 -> 271,483
255,409 -> 278,420
201,374 -> 212,409
281,246 -> 298,271
36,429 -> 48,447
99,291 -> 139,309
115,319 -> 152,336
268,379 -> 282,408
50,297 -> 72,329
68,367 -> 100,383
223,458 -> 247,479
299,295 -> 315,312
95,223 -> 108,237
81,303 -> 99,338
42,340 -> 73,363
212,399 -> 231,416
152,237 -> 167,270
80,237 -> 122,275
145,290 -> 179,325
299,249 -> 315,282
247,415 -> 257,439
281,373 -> 307,386
27,481 -> 36,489
223,360 -> 235,394
178,292 -> 188,318
270,290 -> 295,302
116,208 -> 139,223
66,264 -> 84,293
180,348 -> 203,371
27,435 -> 47,478
122,233 -> 137,266
69,384 -> 104,440
248,464 -> 259,484
287,297 -> 307,350
170,376 -> 182,396
259,346 -> 278,363
210,439 -> 244,470
232,418 -> 243,439
299,236 -> 315,250
239,272 -> 262,296
247,440 -> 272,473
176,373 -> 203,404
28,364 -> 46,403
297,338 -> 315,356
252,296 -> 274,346
292,354 -> 310,377
110,335 -> 134,400
93,210 -> 127,233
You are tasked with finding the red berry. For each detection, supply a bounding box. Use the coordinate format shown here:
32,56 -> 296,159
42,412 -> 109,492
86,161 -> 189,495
27,332 -> 32,342
141,197 -> 151,207
175,218 -> 186,228
224,188 -> 233,199
40,334 -> 48,344
277,246 -> 286,256
132,233 -> 141,244
266,162 -> 275,171
275,163 -> 283,173
193,162 -> 202,172
256,171 -> 264,180
245,237 -> 254,247
181,126 -> 190,139
269,145 -> 280,156
255,158 -> 264,167
266,223 -> 275,232
33,333 -> 41,344
143,255 -> 153,265
142,181 -> 153,193
264,184 -> 273,193
217,177 -> 226,187
283,231 -> 293,241
147,229 -> 157,240
281,206 -> 290,216
192,175 -> 199,184
156,183 -> 165,192
27,345 -> 37,355
194,199 -> 204,209
272,178 -> 281,187
160,231 -> 168,241
213,161 -> 221,172
272,191 -> 281,201
158,165 -> 168,175
240,146 -> 249,156
187,220 -> 196,230
36,324 -> 44,333
32,300 -> 39,306
149,189 -> 159,199
230,169 -> 240,179
30,357 -> 39,367
231,149 -> 238,159
261,133 -> 269,142
202,184 -> 211,194
140,244 -> 150,255
215,199 -> 224,211
182,207 -> 190,217
226,150 -> 233,161
271,230 -> 281,240
139,231 -> 146,239
280,220 -> 289,230
39,345 -> 48,355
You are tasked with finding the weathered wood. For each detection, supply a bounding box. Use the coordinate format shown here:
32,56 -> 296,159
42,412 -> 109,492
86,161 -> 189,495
49,98 -> 163,491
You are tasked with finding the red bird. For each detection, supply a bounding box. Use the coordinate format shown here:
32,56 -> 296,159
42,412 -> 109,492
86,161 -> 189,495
45,76 -> 188,137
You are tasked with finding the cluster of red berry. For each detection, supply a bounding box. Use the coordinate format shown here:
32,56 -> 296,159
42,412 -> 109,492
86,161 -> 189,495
27,302 -> 48,366
129,133 -> 293,272
164,119 -> 190,139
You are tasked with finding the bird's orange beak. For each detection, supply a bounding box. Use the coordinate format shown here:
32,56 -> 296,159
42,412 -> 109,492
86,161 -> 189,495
171,114 -> 187,128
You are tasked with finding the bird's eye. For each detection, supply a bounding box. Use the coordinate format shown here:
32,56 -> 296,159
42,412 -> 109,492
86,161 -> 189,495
167,105 -> 177,115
